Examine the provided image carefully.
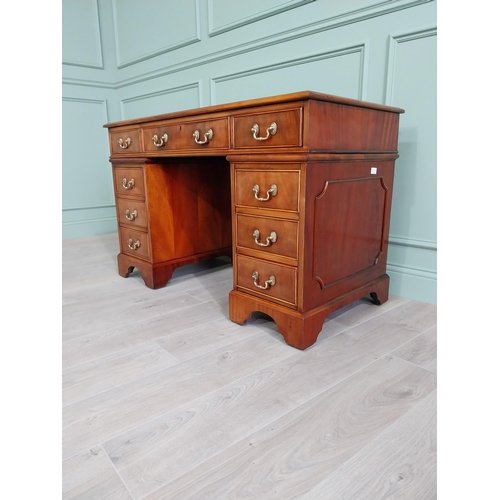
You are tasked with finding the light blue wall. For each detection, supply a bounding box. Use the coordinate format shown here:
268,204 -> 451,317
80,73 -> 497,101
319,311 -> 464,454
62,0 -> 437,304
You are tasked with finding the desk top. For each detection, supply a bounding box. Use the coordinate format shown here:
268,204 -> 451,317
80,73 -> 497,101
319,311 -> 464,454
105,90 -> 404,157
103,90 -> 404,129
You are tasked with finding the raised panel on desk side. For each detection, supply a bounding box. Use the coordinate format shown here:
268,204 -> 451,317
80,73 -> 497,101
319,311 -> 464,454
301,159 -> 396,311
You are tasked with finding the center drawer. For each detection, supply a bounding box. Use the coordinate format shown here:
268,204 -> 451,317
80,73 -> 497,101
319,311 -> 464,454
142,118 -> 229,152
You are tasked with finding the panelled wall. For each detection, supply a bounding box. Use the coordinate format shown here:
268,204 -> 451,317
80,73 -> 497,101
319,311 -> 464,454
62,0 -> 437,304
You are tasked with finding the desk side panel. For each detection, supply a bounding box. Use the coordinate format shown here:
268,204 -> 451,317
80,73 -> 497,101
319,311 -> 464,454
301,160 -> 395,311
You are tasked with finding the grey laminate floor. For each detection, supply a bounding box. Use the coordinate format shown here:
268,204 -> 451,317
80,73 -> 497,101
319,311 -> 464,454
62,233 -> 437,499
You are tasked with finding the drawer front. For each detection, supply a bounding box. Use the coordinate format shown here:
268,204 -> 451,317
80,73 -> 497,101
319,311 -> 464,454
143,118 -> 229,151
236,214 -> 298,260
141,124 -> 182,153
119,227 -> 150,260
116,198 -> 148,230
110,129 -> 141,154
234,169 -> 300,212
180,118 -> 229,150
236,255 -> 297,306
233,108 -> 302,148
113,167 -> 145,199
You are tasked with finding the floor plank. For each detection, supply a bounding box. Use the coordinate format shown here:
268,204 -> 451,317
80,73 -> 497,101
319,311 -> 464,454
141,356 -> 436,499
391,325 -> 437,373
62,334 -> 295,460
62,343 -> 180,407
154,316 -> 281,362
62,445 -> 133,500
61,234 -> 438,500
101,299 -> 437,498
62,287 -> 205,342
62,298 -> 229,369
300,389 -> 437,500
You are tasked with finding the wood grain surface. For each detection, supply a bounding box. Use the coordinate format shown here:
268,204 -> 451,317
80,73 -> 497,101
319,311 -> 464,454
62,233 -> 437,499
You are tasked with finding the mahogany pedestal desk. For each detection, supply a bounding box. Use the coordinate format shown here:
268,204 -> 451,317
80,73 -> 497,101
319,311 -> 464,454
104,91 -> 404,350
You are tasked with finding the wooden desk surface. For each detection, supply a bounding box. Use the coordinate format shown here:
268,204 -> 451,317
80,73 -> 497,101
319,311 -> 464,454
104,90 -> 404,129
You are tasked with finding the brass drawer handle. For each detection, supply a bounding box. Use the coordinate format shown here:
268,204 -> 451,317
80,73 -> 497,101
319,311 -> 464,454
127,238 -> 140,250
251,122 -> 277,141
252,229 -> 277,247
118,137 -> 131,149
152,133 -> 168,147
253,183 -> 277,202
252,271 -> 276,290
125,209 -> 138,221
122,178 -> 135,190
193,128 -> 213,145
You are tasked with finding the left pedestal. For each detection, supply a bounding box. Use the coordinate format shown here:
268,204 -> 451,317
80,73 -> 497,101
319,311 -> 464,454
112,158 -> 232,289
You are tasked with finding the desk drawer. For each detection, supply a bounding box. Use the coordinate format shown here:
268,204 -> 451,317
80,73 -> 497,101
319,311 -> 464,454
141,124 -> 179,153
180,118 -> 229,150
113,167 -> 145,199
119,227 -> 150,260
236,214 -> 298,260
116,198 -> 148,230
143,118 -> 229,151
234,168 -> 300,212
236,255 -> 297,306
233,108 -> 302,148
110,129 -> 141,154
